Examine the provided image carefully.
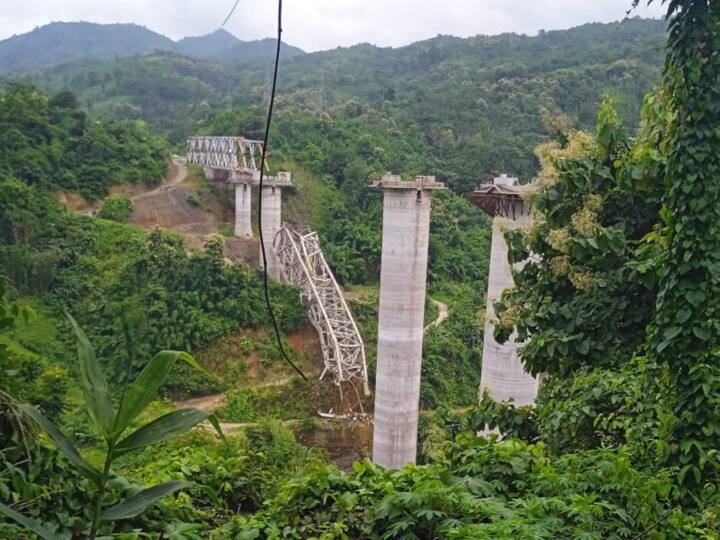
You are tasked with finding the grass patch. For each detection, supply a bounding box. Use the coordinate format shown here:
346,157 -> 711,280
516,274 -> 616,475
217,378 -> 333,423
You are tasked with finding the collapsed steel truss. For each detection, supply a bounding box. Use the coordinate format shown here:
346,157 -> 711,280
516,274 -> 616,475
275,225 -> 369,396
186,136 -> 264,172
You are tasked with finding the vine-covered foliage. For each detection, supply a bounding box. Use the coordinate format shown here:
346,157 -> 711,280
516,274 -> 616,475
640,0 -> 720,502
534,358 -> 674,468
493,0 -> 720,509
0,84 -> 167,198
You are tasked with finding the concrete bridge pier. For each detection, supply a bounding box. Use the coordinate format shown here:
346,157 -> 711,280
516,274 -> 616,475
231,172 -> 253,238
257,172 -> 292,281
259,185 -> 282,279
468,174 -> 539,408
480,213 -> 538,406
371,174 -> 445,469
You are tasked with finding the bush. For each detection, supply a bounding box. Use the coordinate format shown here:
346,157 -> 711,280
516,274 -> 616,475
468,392 -> 539,442
224,436 -> 712,539
162,360 -> 224,400
218,378 -> 328,423
97,195 -> 133,222
535,358 -> 675,468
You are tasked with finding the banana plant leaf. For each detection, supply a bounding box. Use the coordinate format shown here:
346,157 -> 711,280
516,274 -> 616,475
0,502 -> 55,540
18,403 -> 101,486
101,481 -> 189,521
112,350 -> 190,437
67,313 -> 114,438
113,408 -> 222,455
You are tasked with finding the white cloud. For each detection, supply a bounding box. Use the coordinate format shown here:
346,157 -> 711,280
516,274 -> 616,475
0,0 -> 667,51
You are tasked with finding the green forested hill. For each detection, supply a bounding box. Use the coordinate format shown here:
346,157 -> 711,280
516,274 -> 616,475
0,22 -> 304,76
9,18 -> 665,187
0,22 -> 175,74
174,29 -> 242,59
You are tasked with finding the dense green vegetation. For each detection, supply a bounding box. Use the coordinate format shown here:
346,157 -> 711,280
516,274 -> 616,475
10,17 -> 664,182
0,84 -> 167,198
3,5 -> 720,538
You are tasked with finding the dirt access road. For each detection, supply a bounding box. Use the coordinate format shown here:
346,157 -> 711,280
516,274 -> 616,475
425,299 -> 449,333
176,376 -> 298,432
129,156 -> 257,262
129,156 -> 218,250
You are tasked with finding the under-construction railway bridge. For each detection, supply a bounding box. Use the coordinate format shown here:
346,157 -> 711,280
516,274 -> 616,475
186,136 -> 369,403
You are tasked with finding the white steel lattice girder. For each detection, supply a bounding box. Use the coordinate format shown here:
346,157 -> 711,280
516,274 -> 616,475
275,226 -> 369,394
186,137 -> 265,172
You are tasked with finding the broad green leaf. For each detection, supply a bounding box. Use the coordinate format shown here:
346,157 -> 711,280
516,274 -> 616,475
692,326 -> 710,341
18,404 -> 102,486
0,503 -> 55,540
113,351 -> 194,437
113,408 -> 211,455
101,481 -> 189,521
67,313 -> 114,438
206,413 -> 226,442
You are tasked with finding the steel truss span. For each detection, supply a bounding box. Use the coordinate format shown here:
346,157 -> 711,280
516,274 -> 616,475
186,137 -> 264,172
275,225 -> 370,397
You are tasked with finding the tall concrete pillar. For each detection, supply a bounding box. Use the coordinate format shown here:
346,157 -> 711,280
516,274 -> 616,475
257,173 -> 291,281
259,185 -> 282,280
372,174 -> 445,469
480,212 -> 538,406
234,181 -> 252,238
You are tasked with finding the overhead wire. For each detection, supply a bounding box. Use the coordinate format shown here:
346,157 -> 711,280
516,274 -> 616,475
223,0 -> 307,381
221,0 -> 241,27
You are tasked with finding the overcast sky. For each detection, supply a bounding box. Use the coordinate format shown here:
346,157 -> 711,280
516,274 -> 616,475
1,1 -> 666,52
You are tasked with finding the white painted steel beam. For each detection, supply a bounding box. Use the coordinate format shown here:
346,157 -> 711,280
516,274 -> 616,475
186,136 -> 264,173
275,225 -> 369,395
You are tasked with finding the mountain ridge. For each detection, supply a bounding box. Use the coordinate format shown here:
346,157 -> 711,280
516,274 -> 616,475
0,21 -> 305,74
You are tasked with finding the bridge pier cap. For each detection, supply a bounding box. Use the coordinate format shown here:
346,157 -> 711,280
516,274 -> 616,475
370,173 -> 446,192
371,174 -> 445,469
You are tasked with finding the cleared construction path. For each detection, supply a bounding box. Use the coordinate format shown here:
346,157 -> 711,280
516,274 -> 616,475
425,299 -> 449,333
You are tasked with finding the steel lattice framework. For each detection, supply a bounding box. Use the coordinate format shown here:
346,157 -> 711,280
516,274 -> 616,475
275,225 -> 369,396
186,136 -> 264,172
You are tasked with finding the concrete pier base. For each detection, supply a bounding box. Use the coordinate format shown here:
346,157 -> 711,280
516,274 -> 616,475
371,175 -> 445,469
234,182 -> 252,238
479,215 -> 538,406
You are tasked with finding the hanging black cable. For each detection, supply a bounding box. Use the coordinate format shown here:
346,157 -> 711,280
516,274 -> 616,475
225,0 -> 307,381
221,0 -> 240,27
